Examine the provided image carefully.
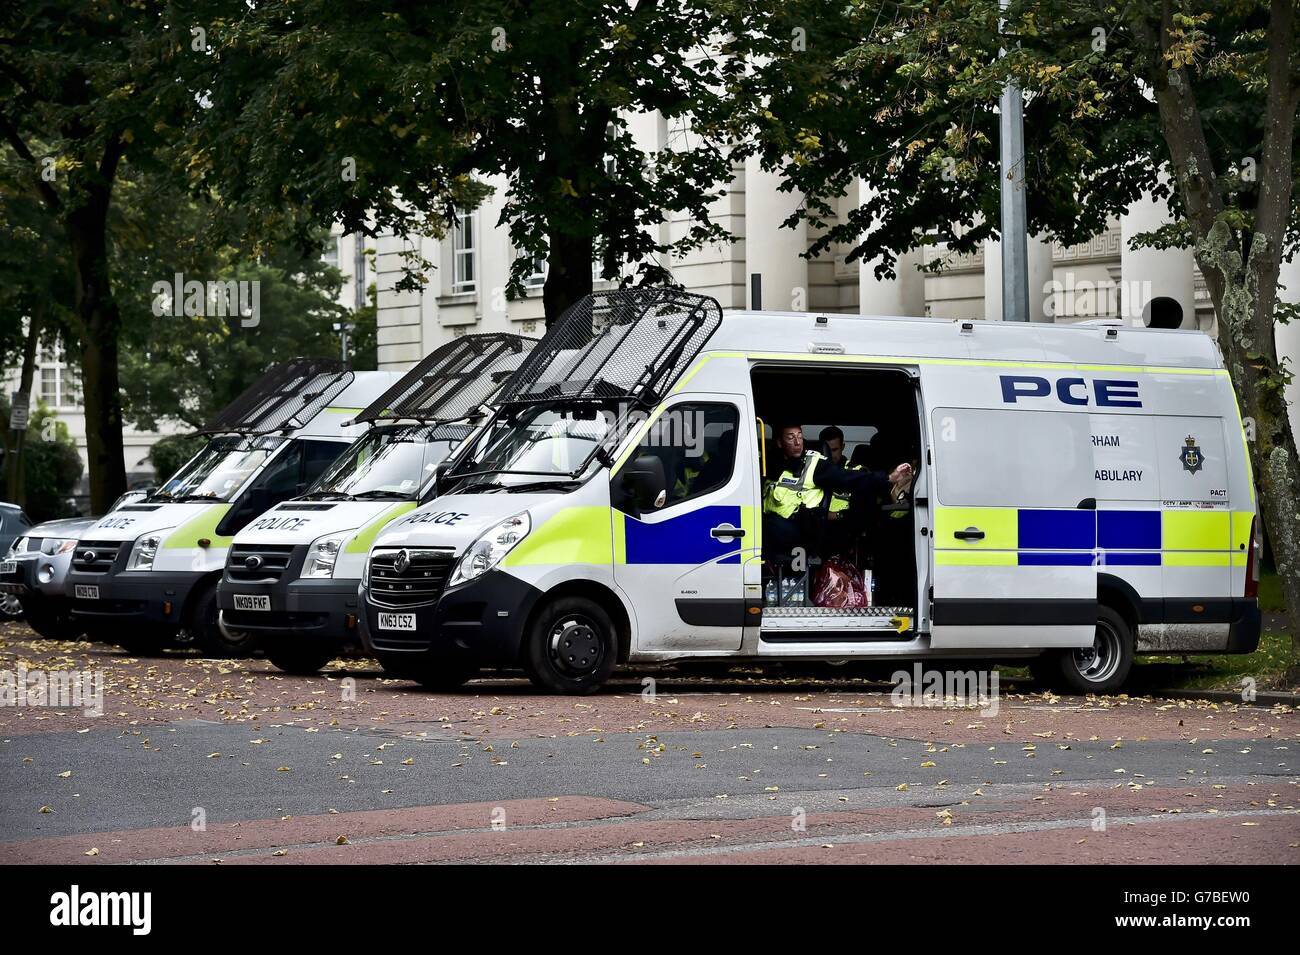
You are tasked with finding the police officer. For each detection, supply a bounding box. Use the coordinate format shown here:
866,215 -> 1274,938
763,423 -> 911,559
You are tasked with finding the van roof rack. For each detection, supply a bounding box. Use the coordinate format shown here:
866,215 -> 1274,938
354,333 -> 536,426
495,288 -> 723,410
199,358 -> 352,435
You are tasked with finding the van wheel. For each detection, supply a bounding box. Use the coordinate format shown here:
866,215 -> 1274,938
22,601 -> 84,640
265,640 -> 338,675
523,597 -> 618,695
193,587 -> 258,658
1052,606 -> 1133,695
411,661 -> 480,692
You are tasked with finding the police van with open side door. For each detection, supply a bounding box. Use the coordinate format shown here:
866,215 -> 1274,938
359,288 -> 1260,694
215,334 -> 535,674
65,360 -> 399,656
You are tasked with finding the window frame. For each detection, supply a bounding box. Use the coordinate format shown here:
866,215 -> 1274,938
451,209 -> 477,294
612,400 -> 742,514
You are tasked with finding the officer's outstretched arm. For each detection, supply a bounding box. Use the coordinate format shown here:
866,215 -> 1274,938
813,459 -> 891,497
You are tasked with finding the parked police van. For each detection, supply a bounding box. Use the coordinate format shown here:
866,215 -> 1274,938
360,289 -> 1260,694
0,489 -> 151,639
65,360 -> 400,656
216,334 -> 535,674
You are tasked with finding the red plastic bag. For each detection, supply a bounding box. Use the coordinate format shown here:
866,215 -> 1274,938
812,557 -> 870,608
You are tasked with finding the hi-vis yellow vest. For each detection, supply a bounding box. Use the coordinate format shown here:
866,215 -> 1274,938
763,451 -> 824,518
829,462 -> 863,513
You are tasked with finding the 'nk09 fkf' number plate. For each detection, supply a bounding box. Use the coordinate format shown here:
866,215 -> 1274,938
233,594 -> 270,612
378,613 -> 417,631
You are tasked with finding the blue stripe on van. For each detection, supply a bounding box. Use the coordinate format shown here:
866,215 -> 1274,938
1017,509 -> 1096,550
1018,551 -> 1098,566
1098,510 -> 1161,549
624,505 -> 743,565
1101,552 -> 1161,566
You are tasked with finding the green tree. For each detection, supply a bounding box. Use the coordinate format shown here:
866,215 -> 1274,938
0,399 -> 83,521
747,0 -> 1300,642
120,235 -> 352,431
189,0 -> 755,323
0,1 -> 199,511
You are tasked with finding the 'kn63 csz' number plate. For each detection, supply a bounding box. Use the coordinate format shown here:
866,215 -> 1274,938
378,612 -> 417,631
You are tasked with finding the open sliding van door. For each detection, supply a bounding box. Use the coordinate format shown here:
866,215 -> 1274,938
923,372 -> 1097,650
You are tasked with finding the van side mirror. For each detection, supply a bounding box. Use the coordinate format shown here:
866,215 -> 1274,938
616,455 -> 667,513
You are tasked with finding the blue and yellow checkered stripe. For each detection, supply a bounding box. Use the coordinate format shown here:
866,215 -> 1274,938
933,507 -> 1249,567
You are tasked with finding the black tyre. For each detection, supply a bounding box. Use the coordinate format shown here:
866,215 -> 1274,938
21,600 -> 84,640
411,660 -> 480,692
1044,605 -> 1134,695
523,596 -> 618,695
375,652 -> 421,680
192,585 -> 258,658
265,639 -> 339,675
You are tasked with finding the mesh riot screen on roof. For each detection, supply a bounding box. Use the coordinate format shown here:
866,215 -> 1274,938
495,288 -> 722,408
353,333 -> 536,425
200,358 -> 352,435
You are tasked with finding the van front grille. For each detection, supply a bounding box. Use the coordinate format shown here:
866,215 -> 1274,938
367,548 -> 456,609
227,544 -> 299,583
72,541 -> 126,574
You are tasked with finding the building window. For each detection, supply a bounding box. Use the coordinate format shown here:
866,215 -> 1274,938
524,251 -> 547,289
37,340 -> 80,409
322,235 -> 340,270
452,210 -> 476,293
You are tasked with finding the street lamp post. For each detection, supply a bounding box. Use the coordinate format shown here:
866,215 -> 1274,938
999,0 -> 1030,323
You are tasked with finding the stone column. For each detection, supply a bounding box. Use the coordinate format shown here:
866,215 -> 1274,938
745,154 -> 808,311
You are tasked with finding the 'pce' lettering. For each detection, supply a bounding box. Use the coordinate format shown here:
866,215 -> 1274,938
999,375 -> 1141,408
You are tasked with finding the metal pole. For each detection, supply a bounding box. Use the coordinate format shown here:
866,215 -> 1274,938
352,234 -> 366,312
999,0 -> 1029,322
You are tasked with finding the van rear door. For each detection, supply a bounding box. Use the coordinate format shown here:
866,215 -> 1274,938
927,405 -> 1096,649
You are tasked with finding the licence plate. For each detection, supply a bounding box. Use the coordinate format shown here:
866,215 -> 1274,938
233,594 -> 270,612
75,584 -> 99,600
0,561 -> 15,575
378,612 -> 417,631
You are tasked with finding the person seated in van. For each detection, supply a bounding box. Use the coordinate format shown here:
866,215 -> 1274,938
763,423 -> 911,559
874,458 -> 919,606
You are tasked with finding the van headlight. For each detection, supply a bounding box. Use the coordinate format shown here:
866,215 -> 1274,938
448,513 -> 530,588
40,538 -> 77,556
127,533 -> 166,571
302,533 -> 347,579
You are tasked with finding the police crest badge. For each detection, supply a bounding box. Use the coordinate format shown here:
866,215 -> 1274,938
1180,435 -> 1203,474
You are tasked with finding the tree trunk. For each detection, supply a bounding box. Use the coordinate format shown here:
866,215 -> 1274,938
4,300 -> 45,504
1148,0 -> 1300,648
66,194 -> 128,513
542,229 -> 596,325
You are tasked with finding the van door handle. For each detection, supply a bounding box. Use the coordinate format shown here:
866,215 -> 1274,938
711,524 -> 745,539
953,527 -> 985,541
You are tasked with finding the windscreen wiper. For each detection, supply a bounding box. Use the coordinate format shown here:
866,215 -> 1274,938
451,481 -> 507,494
300,491 -> 354,501
501,480 -> 583,493
352,490 -> 412,499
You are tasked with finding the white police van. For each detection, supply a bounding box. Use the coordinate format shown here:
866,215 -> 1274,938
360,289 -> 1260,694
216,334 -> 535,674
65,360 -> 400,656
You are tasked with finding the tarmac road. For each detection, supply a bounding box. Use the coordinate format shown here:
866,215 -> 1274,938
2,624 -> 1297,864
